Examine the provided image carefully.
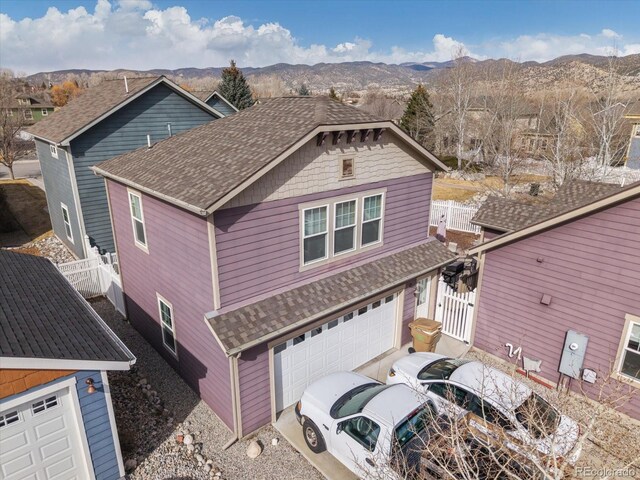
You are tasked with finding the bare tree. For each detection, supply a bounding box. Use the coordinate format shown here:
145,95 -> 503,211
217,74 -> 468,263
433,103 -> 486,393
250,74 -> 289,99
361,89 -> 405,121
588,52 -> 629,173
0,72 -> 31,179
445,47 -> 476,169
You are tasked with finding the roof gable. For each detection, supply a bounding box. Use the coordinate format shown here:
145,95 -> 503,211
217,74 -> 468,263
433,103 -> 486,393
27,76 -> 223,145
94,96 -> 448,215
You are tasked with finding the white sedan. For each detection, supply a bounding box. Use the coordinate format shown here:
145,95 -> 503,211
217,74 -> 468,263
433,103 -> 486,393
295,371 -> 439,479
386,352 -> 581,465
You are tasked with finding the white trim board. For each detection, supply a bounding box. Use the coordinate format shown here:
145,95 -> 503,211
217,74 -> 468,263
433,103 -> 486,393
101,371 -> 126,477
0,357 -> 133,371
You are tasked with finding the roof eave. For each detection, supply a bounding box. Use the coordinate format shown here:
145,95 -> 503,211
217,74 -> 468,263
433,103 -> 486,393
0,357 -> 134,371
207,253 -> 456,356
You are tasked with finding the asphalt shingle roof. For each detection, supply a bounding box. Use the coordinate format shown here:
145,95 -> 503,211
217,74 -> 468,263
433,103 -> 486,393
207,240 -> 456,355
471,180 -> 626,233
95,96 -> 384,213
0,251 -> 133,364
27,76 -> 160,143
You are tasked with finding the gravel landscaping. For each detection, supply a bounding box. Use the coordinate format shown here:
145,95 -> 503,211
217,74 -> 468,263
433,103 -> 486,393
92,299 -> 323,480
17,232 -> 76,263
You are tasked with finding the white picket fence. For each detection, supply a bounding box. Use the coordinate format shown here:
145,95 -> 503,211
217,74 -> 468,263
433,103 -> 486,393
435,278 -> 476,343
430,200 -> 481,234
58,237 -> 126,315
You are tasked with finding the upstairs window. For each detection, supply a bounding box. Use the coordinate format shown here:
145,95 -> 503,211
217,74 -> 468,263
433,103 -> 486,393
362,194 -> 383,246
618,315 -> 640,382
128,191 -> 148,251
303,206 -> 328,264
24,109 -> 33,120
49,144 -> 58,159
42,109 -> 48,116
158,296 -> 177,356
334,200 -> 356,255
61,203 -> 74,243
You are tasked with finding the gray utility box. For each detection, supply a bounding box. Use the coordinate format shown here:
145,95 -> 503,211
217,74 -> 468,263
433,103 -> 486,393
559,330 -> 589,379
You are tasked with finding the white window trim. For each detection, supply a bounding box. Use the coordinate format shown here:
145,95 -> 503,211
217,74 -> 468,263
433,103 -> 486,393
301,204 -> 329,266
333,198 -> 358,257
157,294 -> 178,357
42,108 -> 48,116
50,144 -> 58,159
361,192 -> 385,248
61,202 -> 74,244
614,313 -> 640,387
299,188 -> 386,271
128,189 -> 149,253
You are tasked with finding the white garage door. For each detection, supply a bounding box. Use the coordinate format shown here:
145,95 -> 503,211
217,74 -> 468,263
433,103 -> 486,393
274,293 -> 398,410
0,386 -> 90,480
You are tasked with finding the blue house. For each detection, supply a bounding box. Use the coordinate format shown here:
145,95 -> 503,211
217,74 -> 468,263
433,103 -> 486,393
193,90 -> 238,117
28,76 -> 225,258
0,250 -> 136,480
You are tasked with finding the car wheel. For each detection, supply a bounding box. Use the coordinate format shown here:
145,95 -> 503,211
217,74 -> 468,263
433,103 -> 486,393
303,420 -> 326,454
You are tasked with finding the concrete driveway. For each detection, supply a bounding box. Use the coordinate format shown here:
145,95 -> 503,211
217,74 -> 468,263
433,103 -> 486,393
0,158 -> 44,190
273,337 -> 470,479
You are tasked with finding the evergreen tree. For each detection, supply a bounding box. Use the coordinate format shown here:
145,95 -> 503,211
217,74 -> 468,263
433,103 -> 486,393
400,84 -> 435,150
328,86 -> 340,102
298,83 -> 311,96
218,60 -> 253,110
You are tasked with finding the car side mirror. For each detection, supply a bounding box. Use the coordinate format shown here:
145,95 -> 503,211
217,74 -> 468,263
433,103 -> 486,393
336,422 -> 344,434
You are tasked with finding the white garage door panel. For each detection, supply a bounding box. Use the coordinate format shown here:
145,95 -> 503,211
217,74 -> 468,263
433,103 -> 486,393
0,387 -> 90,480
274,293 -> 398,410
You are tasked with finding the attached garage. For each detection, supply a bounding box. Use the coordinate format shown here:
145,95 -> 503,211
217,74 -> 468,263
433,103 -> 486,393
0,381 -> 91,480
274,293 -> 399,410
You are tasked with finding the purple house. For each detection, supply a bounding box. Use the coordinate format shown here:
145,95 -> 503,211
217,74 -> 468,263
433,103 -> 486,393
469,181 -> 640,419
93,97 -> 455,439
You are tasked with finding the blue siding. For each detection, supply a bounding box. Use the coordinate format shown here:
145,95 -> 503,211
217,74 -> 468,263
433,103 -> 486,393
36,139 -> 84,258
627,135 -> 640,169
70,83 -> 218,253
74,370 -> 122,480
207,95 -> 237,116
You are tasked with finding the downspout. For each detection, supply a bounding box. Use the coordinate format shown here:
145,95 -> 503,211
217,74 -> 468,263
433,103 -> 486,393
223,352 -> 243,450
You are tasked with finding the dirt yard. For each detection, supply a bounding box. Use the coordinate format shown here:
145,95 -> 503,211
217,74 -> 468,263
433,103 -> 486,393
0,179 -> 51,246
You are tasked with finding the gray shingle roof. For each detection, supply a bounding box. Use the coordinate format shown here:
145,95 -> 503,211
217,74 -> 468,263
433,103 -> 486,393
95,96 -> 385,213
207,240 -> 456,355
0,251 -> 133,365
27,76 -> 160,143
472,180 -> 626,233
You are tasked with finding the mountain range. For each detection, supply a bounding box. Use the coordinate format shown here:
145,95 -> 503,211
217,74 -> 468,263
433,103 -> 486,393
25,54 -> 640,95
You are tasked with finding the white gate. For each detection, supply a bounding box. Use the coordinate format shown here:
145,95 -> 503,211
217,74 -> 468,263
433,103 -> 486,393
435,278 -> 475,343
430,200 -> 481,234
57,236 -> 126,315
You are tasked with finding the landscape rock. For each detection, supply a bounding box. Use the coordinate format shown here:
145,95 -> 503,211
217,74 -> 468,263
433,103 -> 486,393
124,459 -> 137,471
246,440 -> 262,459
183,434 -> 194,445
271,438 -> 279,446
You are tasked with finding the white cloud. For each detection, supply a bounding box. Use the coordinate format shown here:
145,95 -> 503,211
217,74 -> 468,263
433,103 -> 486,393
600,28 -> 621,39
0,1 -> 637,74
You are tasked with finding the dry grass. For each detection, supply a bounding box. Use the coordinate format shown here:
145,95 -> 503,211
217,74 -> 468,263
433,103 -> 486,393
433,174 -> 552,202
0,179 -> 51,239
433,182 -> 479,202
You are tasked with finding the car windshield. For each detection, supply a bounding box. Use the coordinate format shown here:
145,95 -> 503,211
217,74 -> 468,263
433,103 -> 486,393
417,358 -> 471,381
330,383 -> 389,419
514,393 -> 560,438
394,403 -> 436,449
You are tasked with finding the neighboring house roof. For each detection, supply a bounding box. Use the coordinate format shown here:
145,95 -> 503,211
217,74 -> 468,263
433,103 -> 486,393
206,240 -> 456,356
94,96 -> 448,215
27,76 -> 223,145
472,181 -> 624,233
192,90 -> 239,112
625,100 -> 640,118
470,181 -> 640,254
0,250 -> 135,370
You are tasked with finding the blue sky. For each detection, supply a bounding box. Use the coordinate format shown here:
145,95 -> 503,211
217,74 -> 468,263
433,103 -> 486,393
1,0 -> 638,73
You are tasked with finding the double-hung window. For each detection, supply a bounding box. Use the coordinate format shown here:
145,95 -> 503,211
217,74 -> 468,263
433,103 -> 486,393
60,203 -> 73,243
49,144 -> 58,158
618,315 -> 640,382
158,296 -> 177,356
128,191 -> 147,251
362,194 -> 383,246
303,206 -> 328,264
334,200 -> 356,255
